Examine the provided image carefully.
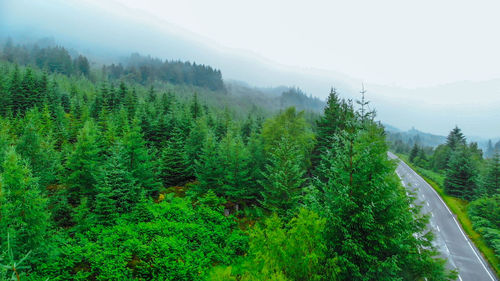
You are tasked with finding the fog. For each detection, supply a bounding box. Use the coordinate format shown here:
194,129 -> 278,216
2,0 -> 500,138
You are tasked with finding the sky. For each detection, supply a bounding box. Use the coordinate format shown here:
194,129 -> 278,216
94,0 -> 500,88
2,0 -> 500,138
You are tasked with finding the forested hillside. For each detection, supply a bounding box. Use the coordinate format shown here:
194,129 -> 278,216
0,40 -> 456,280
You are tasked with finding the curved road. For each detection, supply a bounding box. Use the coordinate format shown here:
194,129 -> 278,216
388,152 -> 497,281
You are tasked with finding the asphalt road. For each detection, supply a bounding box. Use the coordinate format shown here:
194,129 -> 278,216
388,152 -> 497,281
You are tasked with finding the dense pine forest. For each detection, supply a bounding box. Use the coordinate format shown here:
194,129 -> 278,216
0,40 -> 457,280
391,127 -> 500,272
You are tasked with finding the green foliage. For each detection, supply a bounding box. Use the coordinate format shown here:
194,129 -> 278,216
16,117 -> 60,189
444,145 -> 478,200
431,144 -> 451,171
259,137 -> 306,217
121,120 -> 161,196
65,120 -> 103,204
317,123 -> 454,280
409,143 -> 419,163
468,195 -> 500,258
217,129 -> 253,203
195,131 -> 223,194
262,107 -> 314,168
312,88 -> 354,170
94,145 -> 141,225
477,152 -> 500,197
210,209 -> 337,281
0,148 -> 49,264
446,126 -> 466,150
0,49 -> 457,280
159,128 -> 190,187
41,196 -> 246,280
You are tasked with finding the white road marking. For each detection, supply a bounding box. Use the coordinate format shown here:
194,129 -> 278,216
458,274 -> 463,281
426,201 -> 430,207
437,225 -> 440,232
396,159 -> 496,281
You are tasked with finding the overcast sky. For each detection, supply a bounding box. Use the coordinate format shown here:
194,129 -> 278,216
2,0 -> 500,138
90,0 -> 500,88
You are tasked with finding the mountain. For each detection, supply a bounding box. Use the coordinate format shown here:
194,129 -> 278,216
385,125 -> 446,148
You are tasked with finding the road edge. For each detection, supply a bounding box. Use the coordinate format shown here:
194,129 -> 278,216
392,153 -> 499,280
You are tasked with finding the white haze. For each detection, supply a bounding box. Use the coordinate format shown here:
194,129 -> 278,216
2,0 -> 500,138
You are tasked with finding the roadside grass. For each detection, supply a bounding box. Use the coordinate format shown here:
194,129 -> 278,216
395,154 -> 500,278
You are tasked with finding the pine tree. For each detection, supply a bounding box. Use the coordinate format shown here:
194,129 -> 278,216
0,72 -> 11,116
312,88 -> 353,169
259,137 -> 305,216
218,129 -> 253,203
159,128 -> 189,187
246,132 -> 266,204
118,81 -> 127,103
16,119 -> 60,189
478,152 -> 500,197
444,146 -> 477,200
148,85 -> 156,103
65,120 -> 103,204
22,67 -> 39,111
94,145 -> 141,225
0,148 -> 49,260
8,65 -> 23,116
190,92 -> 202,119
316,123 -> 454,280
121,120 -> 161,197
195,131 -> 222,194
184,117 -> 209,178
446,126 -> 466,150
124,87 -> 138,118
409,143 -> 419,163
261,107 -> 314,169
486,139 -> 495,158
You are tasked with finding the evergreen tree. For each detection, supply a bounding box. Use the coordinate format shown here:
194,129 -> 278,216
261,107 -> 314,168
241,114 -> 253,144
0,72 -> 11,116
259,137 -> 305,216
478,152 -> 500,197
316,123 -> 454,280
190,92 -> 202,119
432,144 -> 451,171
20,67 -> 38,112
121,120 -> 161,196
65,120 -> 103,204
124,87 -> 138,118
409,143 -> 419,163
118,81 -> 127,102
195,131 -> 222,194
486,139 -> 495,158
75,55 -> 90,77
60,92 -> 71,113
446,126 -> 466,150
218,129 -> 253,203
184,117 -> 209,178
444,146 -> 477,200
312,88 -> 353,170
0,148 -> 49,261
16,119 -> 60,189
8,65 -> 23,116
148,85 -> 156,103
94,145 -> 141,225
159,128 -> 189,187
246,131 -> 266,204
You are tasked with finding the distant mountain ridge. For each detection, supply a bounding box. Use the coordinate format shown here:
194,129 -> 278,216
384,124 -> 446,148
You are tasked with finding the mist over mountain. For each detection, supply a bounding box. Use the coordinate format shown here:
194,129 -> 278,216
2,0 -> 500,138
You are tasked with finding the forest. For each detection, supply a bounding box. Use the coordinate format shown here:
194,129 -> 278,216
391,127 -> 500,273
0,40 -> 458,280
